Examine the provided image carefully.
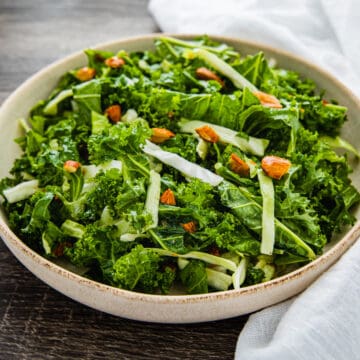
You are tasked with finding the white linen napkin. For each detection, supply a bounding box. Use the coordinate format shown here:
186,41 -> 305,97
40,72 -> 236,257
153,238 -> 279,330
148,1 -> 360,358
235,239 -> 360,360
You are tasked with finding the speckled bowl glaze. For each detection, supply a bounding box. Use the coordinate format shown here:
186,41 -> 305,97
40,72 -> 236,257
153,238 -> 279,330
1,34 -> 359,323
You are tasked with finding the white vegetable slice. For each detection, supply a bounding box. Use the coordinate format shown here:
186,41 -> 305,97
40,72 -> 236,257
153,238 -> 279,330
232,257 -> 248,289
178,258 -> 233,291
82,160 -> 122,180
177,258 -> 189,270
122,109 -> 138,123
196,137 -> 209,160
153,248 -> 237,272
42,235 -> 52,255
206,268 -> 233,291
194,48 -> 258,91
179,119 -> 269,157
3,179 -> 39,203
120,233 -> 148,242
257,169 -> 275,255
144,169 -> 161,229
100,160 -> 123,172
81,165 -> 99,180
142,140 -> 224,186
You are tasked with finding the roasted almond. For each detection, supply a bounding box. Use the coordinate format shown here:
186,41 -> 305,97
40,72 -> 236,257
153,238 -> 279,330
160,188 -> 176,206
64,160 -> 81,173
253,91 -> 282,109
229,153 -> 250,177
105,104 -> 122,123
261,155 -> 291,180
104,56 -> 125,69
150,128 -> 175,144
75,67 -> 96,82
196,67 -> 224,86
181,221 -> 197,233
195,125 -> 219,143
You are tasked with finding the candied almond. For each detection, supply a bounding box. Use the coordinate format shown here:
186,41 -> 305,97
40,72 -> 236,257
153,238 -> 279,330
105,104 -> 122,123
261,155 -> 291,180
253,91 -> 282,109
64,160 -> 81,173
195,67 -> 224,86
181,221 -> 197,233
195,125 -> 219,143
105,56 -> 125,69
150,128 -> 175,144
160,188 -> 176,206
229,153 -> 250,177
75,67 -> 96,82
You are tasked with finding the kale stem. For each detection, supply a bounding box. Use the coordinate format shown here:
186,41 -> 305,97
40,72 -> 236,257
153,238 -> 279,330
148,229 -> 169,250
159,36 -> 238,56
159,38 -> 179,59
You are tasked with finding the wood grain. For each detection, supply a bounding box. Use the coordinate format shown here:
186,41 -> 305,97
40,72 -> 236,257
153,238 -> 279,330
0,1 -> 248,359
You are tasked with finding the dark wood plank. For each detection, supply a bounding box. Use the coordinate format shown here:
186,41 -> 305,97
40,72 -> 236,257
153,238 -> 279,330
0,1 -> 248,359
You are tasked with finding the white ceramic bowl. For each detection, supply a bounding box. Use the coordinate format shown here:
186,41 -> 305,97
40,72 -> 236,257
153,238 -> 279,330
1,34 -> 360,323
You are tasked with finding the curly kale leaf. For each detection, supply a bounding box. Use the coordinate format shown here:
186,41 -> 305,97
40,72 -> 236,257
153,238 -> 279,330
275,187 -> 326,252
180,259 -> 208,294
290,128 -> 360,238
88,119 -> 151,164
111,245 -> 175,293
65,223 -> 127,267
159,134 -> 198,163
202,212 -> 261,256
243,266 -> 265,286
5,191 -> 66,255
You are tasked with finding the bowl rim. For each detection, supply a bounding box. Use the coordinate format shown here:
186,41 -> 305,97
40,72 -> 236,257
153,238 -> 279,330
1,32 -> 360,305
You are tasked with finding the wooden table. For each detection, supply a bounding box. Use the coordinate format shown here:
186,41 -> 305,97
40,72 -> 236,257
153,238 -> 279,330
0,1 -> 248,358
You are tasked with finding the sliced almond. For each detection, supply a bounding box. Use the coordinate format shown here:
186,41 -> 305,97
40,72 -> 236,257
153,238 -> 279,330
75,67 -> 96,82
160,188 -> 176,206
195,125 -> 219,143
150,128 -> 175,144
261,155 -> 291,180
196,67 -> 224,86
229,153 -> 250,177
253,91 -> 282,109
105,56 -> 125,69
181,221 -> 197,233
105,104 -> 122,123
64,160 -> 81,173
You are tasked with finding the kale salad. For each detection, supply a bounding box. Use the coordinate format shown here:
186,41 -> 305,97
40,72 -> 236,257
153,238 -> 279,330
1,36 -> 359,295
